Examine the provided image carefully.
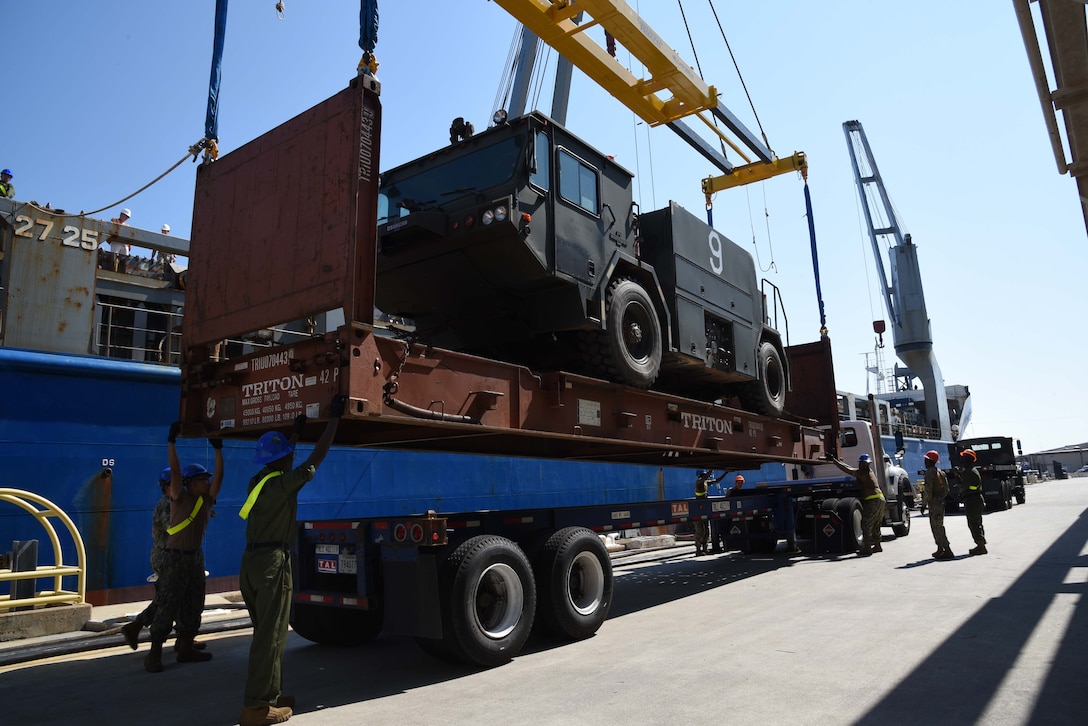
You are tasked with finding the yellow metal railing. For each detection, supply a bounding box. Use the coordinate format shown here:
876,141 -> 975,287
0,489 -> 86,610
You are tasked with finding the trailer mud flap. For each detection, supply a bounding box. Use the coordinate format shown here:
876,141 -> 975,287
724,515 -> 777,554
380,550 -> 443,638
808,512 -> 848,554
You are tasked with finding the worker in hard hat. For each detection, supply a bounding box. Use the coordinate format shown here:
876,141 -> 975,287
123,465 -> 212,653
156,224 -> 177,270
0,168 -> 15,199
955,449 -> 987,555
103,207 -> 133,273
144,421 -> 224,673
693,469 -> 726,555
923,450 -> 953,560
828,453 -> 886,556
238,396 -> 344,726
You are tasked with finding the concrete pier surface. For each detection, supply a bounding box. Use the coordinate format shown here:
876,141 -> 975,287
2,477 -> 1085,726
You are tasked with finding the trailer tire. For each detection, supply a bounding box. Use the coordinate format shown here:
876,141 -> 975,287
290,602 -> 383,646
837,497 -> 863,553
534,527 -> 613,641
439,535 -> 536,667
582,277 -> 662,389
1015,489 -> 1026,505
736,341 -> 786,417
892,504 -> 911,537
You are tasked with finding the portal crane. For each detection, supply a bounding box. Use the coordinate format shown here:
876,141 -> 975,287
843,120 -> 951,441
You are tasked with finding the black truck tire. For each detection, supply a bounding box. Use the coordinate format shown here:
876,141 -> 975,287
1016,488 -> 1026,505
736,341 -> 786,417
534,527 -> 613,640
892,504 -> 911,537
290,602 -> 383,646
837,497 -> 863,553
439,535 -> 536,667
582,277 -> 662,389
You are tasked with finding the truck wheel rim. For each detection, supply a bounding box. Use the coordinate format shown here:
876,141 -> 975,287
567,551 -> 605,615
623,304 -> 653,361
474,562 -> 524,639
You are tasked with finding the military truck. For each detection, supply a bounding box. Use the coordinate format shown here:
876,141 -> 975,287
947,436 -> 1027,511
375,112 -> 789,415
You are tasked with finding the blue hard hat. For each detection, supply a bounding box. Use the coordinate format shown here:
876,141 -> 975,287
697,469 -> 711,477
182,463 -> 211,480
1,169 -> 11,177
158,467 -> 172,485
253,431 -> 295,465
858,454 -> 872,463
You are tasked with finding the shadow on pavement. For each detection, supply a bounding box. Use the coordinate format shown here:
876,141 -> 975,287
856,506 -> 1088,726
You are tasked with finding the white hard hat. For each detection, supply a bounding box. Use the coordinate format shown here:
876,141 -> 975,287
161,224 -> 171,234
121,208 -> 132,217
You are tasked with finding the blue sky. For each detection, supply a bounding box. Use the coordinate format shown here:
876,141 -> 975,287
6,2 -> 1085,453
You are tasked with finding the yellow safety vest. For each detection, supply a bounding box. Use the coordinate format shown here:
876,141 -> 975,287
239,471 -> 284,520
166,496 -> 205,535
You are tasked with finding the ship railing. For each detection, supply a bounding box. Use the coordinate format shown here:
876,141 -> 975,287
837,416 -> 943,442
0,489 -> 86,611
94,297 -> 324,365
95,297 -> 184,364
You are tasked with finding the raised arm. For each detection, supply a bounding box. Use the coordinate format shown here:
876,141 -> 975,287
167,421 -> 183,500
208,437 -> 225,500
301,395 -> 346,470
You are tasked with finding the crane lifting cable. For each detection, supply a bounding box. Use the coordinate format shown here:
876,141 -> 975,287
201,0 -> 229,163
359,0 -> 379,74
804,182 -> 828,335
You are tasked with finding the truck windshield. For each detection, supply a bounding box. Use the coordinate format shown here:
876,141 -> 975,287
378,136 -> 523,224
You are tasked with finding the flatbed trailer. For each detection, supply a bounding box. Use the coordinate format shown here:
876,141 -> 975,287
179,76 -> 844,665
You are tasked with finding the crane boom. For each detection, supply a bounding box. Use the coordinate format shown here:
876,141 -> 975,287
843,120 -> 951,441
491,0 -> 773,172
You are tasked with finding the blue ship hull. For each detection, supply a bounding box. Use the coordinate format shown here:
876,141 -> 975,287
0,347 -> 783,602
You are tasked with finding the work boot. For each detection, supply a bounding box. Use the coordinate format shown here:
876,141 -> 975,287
175,635 -> 213,663
173,638 -> 207,652
144,640 -> 164,673
240,705 -> 293,725
121,620 -> 142,650
969,544 -> 988,556
935,548 -> 954,560
872,543 -> 883,553
856,546 -> 873,557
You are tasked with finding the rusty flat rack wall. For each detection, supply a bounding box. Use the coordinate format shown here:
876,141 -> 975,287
185,76 -> 381,351
783,337 -> 840,428
184,323 -> 827,471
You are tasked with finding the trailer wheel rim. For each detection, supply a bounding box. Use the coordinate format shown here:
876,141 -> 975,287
567,550 -> 606,616
473,562 -> 524,640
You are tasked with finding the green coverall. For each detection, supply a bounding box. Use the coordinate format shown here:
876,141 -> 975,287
240,464 -> 315,709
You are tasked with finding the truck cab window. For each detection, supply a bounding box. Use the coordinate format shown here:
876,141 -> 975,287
557,148 -> 598,214
378,136 -> 523,225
